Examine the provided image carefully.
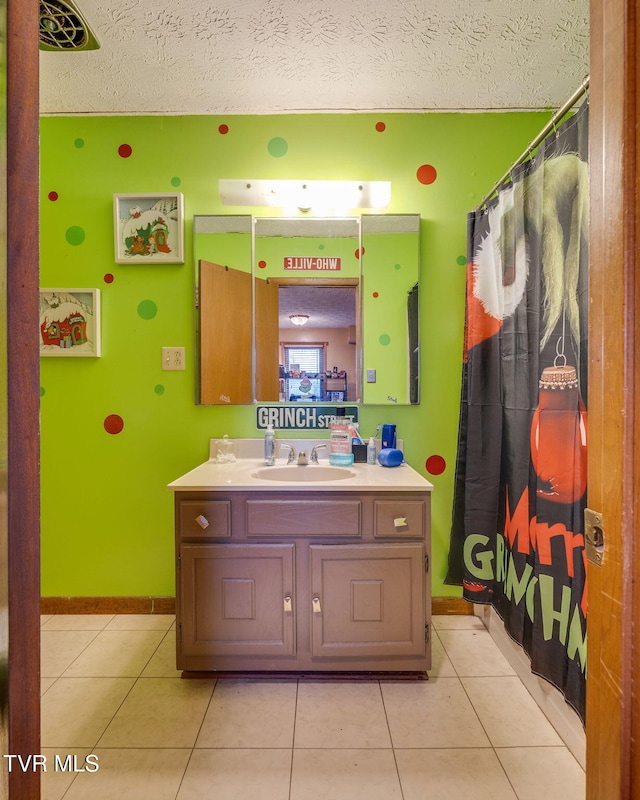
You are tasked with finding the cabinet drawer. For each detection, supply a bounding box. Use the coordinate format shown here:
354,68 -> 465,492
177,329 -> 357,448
373,499 -> 425,539
179,500 -> 231,538
246,500 -> 361,537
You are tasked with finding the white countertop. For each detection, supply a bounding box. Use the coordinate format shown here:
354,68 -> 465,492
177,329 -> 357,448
168,439 -> 433,493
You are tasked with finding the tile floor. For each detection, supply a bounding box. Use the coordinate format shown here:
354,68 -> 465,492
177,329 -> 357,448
40,613 -> 585,800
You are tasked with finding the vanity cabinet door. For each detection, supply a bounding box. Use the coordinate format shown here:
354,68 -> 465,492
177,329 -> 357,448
179,543 -> 295,658
309,543 -> 425,659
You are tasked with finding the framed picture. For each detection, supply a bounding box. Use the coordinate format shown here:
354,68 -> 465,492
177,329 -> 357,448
113,192 -> 184,264
39,288 -> 101,357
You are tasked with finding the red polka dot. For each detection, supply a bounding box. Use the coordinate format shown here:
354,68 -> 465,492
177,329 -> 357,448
48,191 -> 59,201
104,414 -> 124,435
355,247 -> 365,260
417,164 -> 437,185
375,122 -> 386,132
425,455 -> 446,475
258,260 -> 267,269
104,273 -> 114,284
218,124 -> 229,134
118,144 -> 133,158
372,291 -> 379,298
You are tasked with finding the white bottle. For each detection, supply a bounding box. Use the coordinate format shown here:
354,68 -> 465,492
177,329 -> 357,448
367,437 -> 377,465
264,425 -> 276,465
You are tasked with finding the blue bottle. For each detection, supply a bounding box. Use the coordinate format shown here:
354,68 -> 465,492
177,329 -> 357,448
381,424 -> 396,449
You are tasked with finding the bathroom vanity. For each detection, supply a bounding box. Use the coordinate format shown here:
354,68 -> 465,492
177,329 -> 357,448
168,440 -> 433,676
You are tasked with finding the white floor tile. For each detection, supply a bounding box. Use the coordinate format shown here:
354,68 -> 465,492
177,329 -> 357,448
97,677 -> 215,748
41,748 -> 94,800
41,614 -> 115,630
382,678 -> 490,748
61,748 -> 191,800
497,746 -> 585,800
438,628 -> 516,676
291,749 -> 402,800
62,630 -> 166,677
140,631 -> 182,678
432,613 -> 486,631
462,676 -> 564,747
197,679 -> 297,748
395,748 -> 518,800
104,614 -> 175,631
177,749 -> 292,800
41,677 -> 135,749
294,681 -> 391,749
41,630 -> 99,678
429,631 -> 457,677
37,612 -> 586,800
41,676 -> 57,696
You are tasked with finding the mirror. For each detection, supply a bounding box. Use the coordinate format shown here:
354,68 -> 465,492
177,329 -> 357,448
195,214 -> 419,406
360,215 -> 420,405
254,217 -> 360,404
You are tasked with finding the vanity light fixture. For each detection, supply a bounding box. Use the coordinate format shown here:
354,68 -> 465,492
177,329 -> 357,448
289,314 -> 310,326
218,179 -> 391,211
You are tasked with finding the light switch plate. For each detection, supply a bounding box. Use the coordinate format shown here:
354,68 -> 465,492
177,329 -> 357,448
162,347 -> 185,370
366,369 -> 376,383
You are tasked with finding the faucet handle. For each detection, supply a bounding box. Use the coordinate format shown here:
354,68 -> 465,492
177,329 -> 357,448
310,444 -> 327,463
279,443 -> 296,463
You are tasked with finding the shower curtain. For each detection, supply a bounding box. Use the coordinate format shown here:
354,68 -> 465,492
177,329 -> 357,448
446,102 -> 589,721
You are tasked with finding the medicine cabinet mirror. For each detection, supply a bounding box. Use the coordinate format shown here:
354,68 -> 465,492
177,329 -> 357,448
194,214 -> 420,406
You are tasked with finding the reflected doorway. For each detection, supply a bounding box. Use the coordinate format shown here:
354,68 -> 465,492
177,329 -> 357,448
277,283 -> 358,402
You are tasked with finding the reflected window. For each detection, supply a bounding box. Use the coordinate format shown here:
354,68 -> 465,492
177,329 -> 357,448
282,344 -> 327,401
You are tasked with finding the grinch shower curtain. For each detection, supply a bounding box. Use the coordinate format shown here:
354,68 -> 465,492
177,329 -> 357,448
446,102 -> 589,721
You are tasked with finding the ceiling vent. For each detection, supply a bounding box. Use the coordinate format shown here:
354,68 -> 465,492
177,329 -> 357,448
39,0 -> 100,51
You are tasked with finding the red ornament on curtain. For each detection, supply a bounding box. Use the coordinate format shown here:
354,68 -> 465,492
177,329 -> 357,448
530,365 -> 588,504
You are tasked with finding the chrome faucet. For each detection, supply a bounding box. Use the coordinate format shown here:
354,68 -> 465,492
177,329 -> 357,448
297,450 -> 309,466
279,443 -> 296,464
310,444 -> 327,463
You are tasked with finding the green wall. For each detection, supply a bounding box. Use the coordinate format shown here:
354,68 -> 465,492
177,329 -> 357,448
39,112 -> 546,598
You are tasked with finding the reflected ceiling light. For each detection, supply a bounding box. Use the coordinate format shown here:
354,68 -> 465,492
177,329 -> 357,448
289,314 -> 310,326
219,179 -> 391,210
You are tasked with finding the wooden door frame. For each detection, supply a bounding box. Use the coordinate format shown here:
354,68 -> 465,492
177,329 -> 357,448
587,0 -> 638,797
5,0 -> 41,798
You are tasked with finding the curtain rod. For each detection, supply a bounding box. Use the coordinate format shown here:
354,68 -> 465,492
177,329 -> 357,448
474,75 -> 590,212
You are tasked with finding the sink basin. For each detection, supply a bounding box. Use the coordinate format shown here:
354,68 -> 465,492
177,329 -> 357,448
252,465 -> 357,482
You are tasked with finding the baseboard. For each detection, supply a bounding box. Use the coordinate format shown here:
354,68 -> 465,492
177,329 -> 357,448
41,596 -> 176,615
431,597 -> 474,615
41,596 -> 470,617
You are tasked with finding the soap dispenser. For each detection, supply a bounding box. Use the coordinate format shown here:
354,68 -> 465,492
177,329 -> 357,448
367,437 -> 377,465
264,425 -> 276,465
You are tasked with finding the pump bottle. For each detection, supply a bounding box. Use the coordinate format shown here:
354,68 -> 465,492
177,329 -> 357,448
264,425 -> 276,465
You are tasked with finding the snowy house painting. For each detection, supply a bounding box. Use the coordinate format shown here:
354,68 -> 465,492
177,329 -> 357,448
39,289 -> 101,357
114,193 -> 184,264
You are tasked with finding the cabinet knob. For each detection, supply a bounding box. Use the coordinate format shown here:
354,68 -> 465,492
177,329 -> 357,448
312,596 -> 322,614
283,596 -> 292,612
195,514 -> 210,529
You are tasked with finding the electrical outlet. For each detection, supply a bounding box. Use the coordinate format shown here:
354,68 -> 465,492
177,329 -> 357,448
366,369 -> 377,383
162,347 -> 185,371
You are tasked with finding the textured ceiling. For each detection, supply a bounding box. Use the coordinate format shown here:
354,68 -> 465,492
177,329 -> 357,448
279,285 -> 356,329
39,0 -> 589,115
